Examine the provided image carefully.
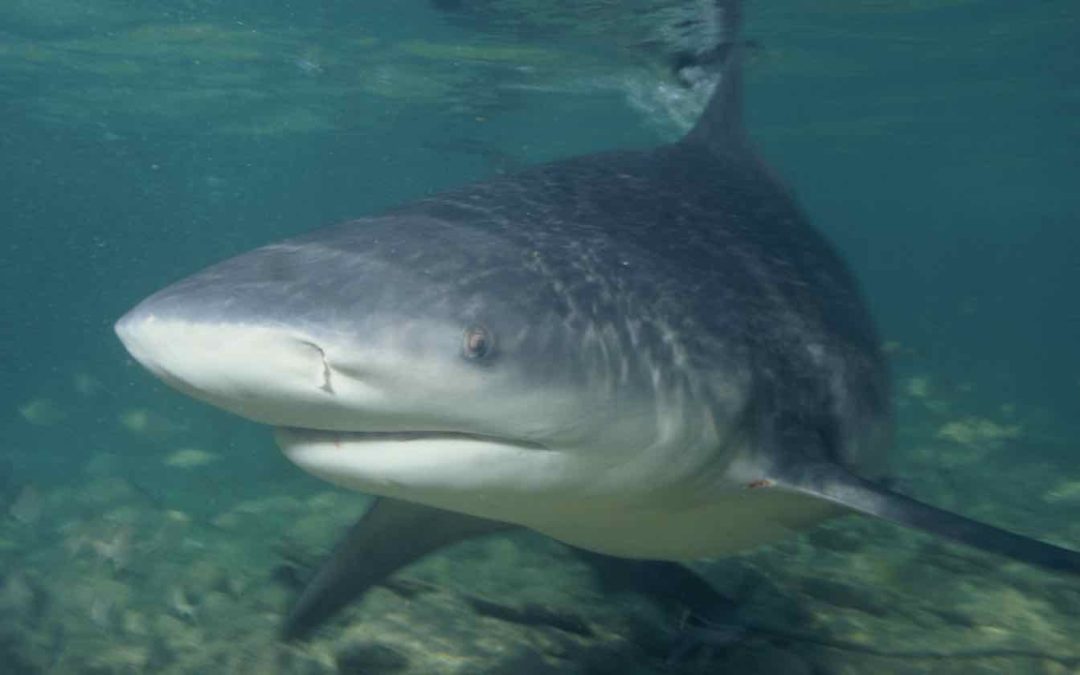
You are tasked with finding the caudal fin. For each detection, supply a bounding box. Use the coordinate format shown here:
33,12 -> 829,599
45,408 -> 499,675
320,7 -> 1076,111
774,461 -> 1080,576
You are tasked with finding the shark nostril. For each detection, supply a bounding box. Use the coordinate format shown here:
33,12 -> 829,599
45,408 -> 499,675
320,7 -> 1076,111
298,340 -> 333,394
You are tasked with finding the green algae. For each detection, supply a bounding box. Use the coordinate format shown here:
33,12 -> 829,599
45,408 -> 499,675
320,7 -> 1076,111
163,448 -> 220,469
937,416 -> 1023,447
17,397 -> 67,426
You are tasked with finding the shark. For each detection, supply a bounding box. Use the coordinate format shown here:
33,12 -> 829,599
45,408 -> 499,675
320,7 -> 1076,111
115,0 -> 1080,644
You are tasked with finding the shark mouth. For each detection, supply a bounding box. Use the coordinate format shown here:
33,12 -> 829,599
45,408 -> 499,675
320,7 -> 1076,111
272,426 -> 558,497
274,427 -> 549,450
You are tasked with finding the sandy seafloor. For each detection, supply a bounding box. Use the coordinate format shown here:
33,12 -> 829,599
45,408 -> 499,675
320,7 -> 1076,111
3,354 -> 1079,675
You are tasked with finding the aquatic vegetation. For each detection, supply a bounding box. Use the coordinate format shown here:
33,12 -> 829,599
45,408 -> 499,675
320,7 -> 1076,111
86,644 -> 152,673
64,522 -> 135,572
8,485 -> 44,525
904,375 -> 933,399
89,527 -> 134,573
163,447 -> 220,469
168,586 -> 199,623
73,372 -> 105,397
118,408 -> 187,440
0,572 -> 39,617
88,592 -> 118,630
0,452 -> 1074,673
937,416 -> 1023,448
17,397 -> 66,426
1044,481 -> 1080,506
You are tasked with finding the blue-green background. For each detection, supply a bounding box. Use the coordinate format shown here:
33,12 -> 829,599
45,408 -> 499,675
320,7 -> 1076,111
3,1 -> 1077,436
0,1 -> 1078,672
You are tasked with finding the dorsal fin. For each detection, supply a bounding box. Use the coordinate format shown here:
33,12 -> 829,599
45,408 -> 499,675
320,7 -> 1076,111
773,461 -> 1080,576
683,0 -> 749,156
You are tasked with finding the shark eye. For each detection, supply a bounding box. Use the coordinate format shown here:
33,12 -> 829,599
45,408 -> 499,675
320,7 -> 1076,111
462,325 -> 494,361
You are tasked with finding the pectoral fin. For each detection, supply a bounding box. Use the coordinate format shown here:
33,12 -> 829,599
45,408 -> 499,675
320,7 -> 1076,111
774,461 -> 1080,575
282,498 -> 512,640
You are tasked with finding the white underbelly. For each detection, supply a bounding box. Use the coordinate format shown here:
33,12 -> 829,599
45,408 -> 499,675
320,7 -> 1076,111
520,488 -> 841,560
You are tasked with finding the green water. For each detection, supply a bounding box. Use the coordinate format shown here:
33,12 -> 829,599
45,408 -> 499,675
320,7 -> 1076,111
1,1 -> 1078,673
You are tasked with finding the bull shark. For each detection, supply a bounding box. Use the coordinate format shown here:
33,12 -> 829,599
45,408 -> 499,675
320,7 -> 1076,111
115,0 -> 1080,645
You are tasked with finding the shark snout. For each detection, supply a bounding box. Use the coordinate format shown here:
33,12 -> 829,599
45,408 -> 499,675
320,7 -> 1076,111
115,303 -> 342,427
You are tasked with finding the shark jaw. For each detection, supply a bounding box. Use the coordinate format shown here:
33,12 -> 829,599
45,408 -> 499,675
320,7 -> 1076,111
274,426 -> 559,497
274,425 -> 838,560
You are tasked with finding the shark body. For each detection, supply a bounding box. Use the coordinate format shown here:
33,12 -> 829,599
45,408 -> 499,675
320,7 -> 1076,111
115,0 -> 1080,641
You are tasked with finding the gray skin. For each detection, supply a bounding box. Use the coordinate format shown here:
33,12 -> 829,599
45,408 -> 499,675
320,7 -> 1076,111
117,140 -> 888,555
115,0 -> 1080,643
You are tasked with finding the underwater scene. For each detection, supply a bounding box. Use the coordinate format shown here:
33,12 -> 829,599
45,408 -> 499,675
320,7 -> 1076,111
1,0 -> 1079,673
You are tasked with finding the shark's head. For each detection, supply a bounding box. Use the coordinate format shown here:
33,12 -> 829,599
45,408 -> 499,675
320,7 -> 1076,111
116,210 -> 733,535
